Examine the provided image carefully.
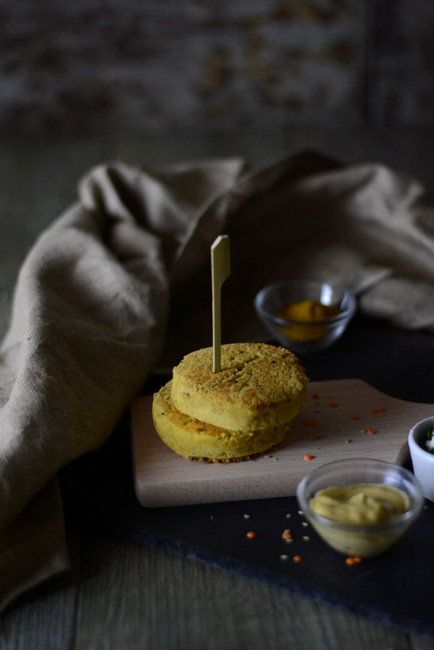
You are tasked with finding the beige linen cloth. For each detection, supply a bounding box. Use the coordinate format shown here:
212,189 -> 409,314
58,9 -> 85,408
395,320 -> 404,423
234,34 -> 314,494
1,151 -> 434,611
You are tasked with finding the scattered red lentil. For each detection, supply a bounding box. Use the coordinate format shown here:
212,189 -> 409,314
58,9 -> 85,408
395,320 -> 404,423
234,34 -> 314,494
246,531 -> 256,539
313,435 -> 323,440
312,393 -> 319,400
351,414 -> 360,420
281,529 -> 292,540
304,418 -> 319,426
304,454 -> 314,461
345,556 -> 363,566
329,401 -> 338,407
293,555 -> 302,563
367,428 -> 376,435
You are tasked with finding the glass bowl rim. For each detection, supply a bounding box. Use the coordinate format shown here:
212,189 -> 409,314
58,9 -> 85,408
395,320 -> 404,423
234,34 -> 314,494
296,457 -> 424,534
254,280 -> 356,326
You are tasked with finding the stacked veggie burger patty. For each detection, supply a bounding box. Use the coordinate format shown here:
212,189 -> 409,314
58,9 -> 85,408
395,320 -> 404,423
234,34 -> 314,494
152,342 -> 309,462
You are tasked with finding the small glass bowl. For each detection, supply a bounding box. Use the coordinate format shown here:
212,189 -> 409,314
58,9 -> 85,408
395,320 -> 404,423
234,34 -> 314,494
408,416 -> 434,502
296,458 -> 424,557
254,281 -> 356,355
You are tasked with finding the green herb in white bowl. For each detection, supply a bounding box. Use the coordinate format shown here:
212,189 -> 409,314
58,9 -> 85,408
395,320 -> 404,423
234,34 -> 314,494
426,425 -> 434,453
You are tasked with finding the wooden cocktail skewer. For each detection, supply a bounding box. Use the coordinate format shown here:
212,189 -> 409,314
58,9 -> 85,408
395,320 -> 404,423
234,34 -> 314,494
211,235 -> 231,373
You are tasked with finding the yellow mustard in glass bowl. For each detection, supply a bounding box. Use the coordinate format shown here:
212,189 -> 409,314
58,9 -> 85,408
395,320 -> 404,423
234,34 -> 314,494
275,299 -> 341,343
296,459 -> 424,557
310,484 -> 409,525
254,281 -> 356,355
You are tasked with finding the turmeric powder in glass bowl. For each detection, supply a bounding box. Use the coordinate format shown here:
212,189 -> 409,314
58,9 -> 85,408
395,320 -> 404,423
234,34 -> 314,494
254,281 -> 356,355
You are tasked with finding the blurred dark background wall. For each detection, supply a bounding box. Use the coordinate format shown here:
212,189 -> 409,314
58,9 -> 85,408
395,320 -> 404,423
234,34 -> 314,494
0,0 -> 433,136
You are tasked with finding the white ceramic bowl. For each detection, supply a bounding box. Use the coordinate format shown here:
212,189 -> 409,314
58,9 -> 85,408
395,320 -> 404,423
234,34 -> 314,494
296,458 -> 424,557
408,416 -> 434,501
254,280 -> 356,355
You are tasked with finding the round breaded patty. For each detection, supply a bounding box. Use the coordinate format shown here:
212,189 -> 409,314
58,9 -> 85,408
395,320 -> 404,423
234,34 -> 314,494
153,380 -> 300,461
171,342 -> 309,432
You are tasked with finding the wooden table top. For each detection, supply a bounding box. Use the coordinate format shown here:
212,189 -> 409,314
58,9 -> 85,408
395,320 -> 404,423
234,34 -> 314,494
1,128 -> 434,650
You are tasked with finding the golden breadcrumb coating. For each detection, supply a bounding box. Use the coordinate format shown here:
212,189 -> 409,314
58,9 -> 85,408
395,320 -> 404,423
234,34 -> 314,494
171,342 -> 308,432
153,379 -> 303,462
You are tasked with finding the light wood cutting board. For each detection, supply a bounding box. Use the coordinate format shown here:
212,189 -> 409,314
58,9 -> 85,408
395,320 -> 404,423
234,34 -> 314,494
131,379 -> 433,508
